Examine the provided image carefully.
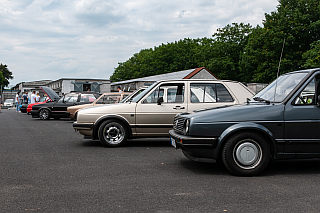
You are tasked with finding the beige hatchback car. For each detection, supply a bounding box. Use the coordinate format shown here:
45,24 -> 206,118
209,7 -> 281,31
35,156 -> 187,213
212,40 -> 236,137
67,92 -> 131,120
73,80 -> 254,147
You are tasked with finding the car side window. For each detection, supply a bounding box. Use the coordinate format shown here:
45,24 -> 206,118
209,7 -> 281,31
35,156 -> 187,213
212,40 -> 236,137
64,94 -> 78,103
97,94 -> 123,104
190,83 -> 233,103
294,78 -> 316,105
143,89 -> 164,103
142,83 -> 184,104
190,84 -> 217,103
80,94 -> 97,103
216,84 -> 234,102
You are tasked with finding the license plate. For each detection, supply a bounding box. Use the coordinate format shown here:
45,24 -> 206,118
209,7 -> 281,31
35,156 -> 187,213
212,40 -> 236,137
170,137 -> 176,148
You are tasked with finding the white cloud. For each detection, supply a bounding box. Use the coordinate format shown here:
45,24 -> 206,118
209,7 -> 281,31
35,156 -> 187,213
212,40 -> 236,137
0,0 -> 278,86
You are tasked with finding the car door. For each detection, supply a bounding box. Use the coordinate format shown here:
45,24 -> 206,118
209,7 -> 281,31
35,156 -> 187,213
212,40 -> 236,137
52,93 -> 79,115
135,82 -> 187,136
284,73 -> 320,154
187,82 -> 236,112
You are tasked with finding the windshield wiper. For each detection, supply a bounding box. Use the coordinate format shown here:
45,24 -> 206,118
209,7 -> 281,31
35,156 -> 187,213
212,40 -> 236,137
253,97 -> 271,104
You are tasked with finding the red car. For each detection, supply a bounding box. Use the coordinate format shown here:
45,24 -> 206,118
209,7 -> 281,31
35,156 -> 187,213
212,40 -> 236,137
26,86 -> 60,114
27,97 -> 49,113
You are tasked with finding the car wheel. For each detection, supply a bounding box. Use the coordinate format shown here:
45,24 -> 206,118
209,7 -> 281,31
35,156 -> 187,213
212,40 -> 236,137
221,132 -> 270,176
39,109 -> 50,120
98,120 -> 128,147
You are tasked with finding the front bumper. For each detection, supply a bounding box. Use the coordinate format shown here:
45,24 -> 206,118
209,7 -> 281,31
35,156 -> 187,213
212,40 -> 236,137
73,122 -> 94,137
73,122 -> 94,130
169,130 -> 218,160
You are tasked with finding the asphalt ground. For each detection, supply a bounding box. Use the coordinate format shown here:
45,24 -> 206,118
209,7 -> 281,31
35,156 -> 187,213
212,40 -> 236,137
1,109 -> 320,212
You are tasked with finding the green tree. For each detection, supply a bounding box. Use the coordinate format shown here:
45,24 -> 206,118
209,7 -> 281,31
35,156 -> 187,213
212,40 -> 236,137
303,41 -> 320,68
206,23 -> 253,81
241,0 -> 320,83
0,72 -> 4,87
110,23 -> 253,82
110,38 -> 201,82
0,64 -> 13,88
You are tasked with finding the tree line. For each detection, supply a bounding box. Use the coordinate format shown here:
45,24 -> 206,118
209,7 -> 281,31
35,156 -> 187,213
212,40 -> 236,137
110,0 -> 320,83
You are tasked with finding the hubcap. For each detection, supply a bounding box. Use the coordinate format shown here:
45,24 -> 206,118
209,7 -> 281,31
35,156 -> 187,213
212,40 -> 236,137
233,140 -> 262,169
103,123 -> 125,145
40,110 -> 48,119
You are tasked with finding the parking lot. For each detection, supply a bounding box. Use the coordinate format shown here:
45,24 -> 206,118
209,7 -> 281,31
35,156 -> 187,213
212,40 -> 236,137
1,109 -> 320,212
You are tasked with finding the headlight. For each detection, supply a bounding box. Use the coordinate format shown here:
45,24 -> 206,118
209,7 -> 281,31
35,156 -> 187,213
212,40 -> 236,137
184,119 -> 190,135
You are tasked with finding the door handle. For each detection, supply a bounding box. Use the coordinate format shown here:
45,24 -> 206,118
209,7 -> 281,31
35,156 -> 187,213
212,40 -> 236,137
173,106 -> 185,110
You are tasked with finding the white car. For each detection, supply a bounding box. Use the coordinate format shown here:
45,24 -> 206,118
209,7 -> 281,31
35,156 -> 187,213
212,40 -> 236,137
3,99 -> 14,108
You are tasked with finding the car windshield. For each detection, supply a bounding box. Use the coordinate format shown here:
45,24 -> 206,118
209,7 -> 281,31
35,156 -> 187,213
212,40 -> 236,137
131,82 -> 158,103
253,72 -> 308,103
121,88 -> 145,103
58,93 -> 79,103
5,99 -> 13,103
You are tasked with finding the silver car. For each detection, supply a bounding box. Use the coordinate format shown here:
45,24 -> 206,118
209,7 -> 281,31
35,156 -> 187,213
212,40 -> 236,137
3,99 -> 14,108
73,80 -> 254,147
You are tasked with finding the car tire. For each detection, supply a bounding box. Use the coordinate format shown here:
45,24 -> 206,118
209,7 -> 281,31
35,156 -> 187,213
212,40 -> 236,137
98,120 -> 128,147
39,108 -> 50,120
221,132 -> 270,176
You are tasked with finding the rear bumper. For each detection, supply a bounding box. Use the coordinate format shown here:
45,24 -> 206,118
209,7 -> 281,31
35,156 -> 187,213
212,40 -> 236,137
169,130 -> 218,159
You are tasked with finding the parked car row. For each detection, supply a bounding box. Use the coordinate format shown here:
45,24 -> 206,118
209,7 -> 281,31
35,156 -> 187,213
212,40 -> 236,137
20,86 -> 132,120
20,68 -> 320,176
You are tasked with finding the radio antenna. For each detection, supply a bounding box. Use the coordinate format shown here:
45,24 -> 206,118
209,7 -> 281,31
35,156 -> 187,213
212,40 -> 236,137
273,38 -> 286,104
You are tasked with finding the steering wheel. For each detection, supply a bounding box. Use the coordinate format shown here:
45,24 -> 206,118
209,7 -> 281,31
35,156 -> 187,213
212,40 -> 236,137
298,96 -> 307,104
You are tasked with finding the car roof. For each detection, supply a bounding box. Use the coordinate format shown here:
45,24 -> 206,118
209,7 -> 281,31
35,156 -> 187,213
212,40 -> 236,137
69,91 -> 99,93
154,68 -> 320,84
101,92 -> 132,95
283,68 -> 320,75
154,79 -> 241,84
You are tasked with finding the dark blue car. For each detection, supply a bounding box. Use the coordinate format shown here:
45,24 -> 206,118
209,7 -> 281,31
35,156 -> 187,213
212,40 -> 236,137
169,68 -> 320,176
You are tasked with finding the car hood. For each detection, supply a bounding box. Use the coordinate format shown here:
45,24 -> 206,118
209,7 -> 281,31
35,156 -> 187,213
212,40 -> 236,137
41,86 -> 60,101
78,102 -> 135,115
184,103 -> 284,124
68,103 -> 93,110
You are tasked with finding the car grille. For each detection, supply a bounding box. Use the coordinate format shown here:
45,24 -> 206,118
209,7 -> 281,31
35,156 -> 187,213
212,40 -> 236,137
173,116 -> 186,135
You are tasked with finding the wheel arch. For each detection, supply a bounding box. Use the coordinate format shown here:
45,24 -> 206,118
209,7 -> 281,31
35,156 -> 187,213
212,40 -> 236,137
39,107 -> 52,112
215,122 -> 276,159
93,115 -> 132,139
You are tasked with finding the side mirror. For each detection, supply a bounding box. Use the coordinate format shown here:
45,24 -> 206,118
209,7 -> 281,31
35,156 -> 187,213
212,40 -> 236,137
157,97 -> 164,105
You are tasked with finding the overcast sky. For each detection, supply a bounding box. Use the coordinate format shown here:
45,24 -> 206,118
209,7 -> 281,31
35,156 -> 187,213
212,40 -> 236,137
1,0 -> 278,86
